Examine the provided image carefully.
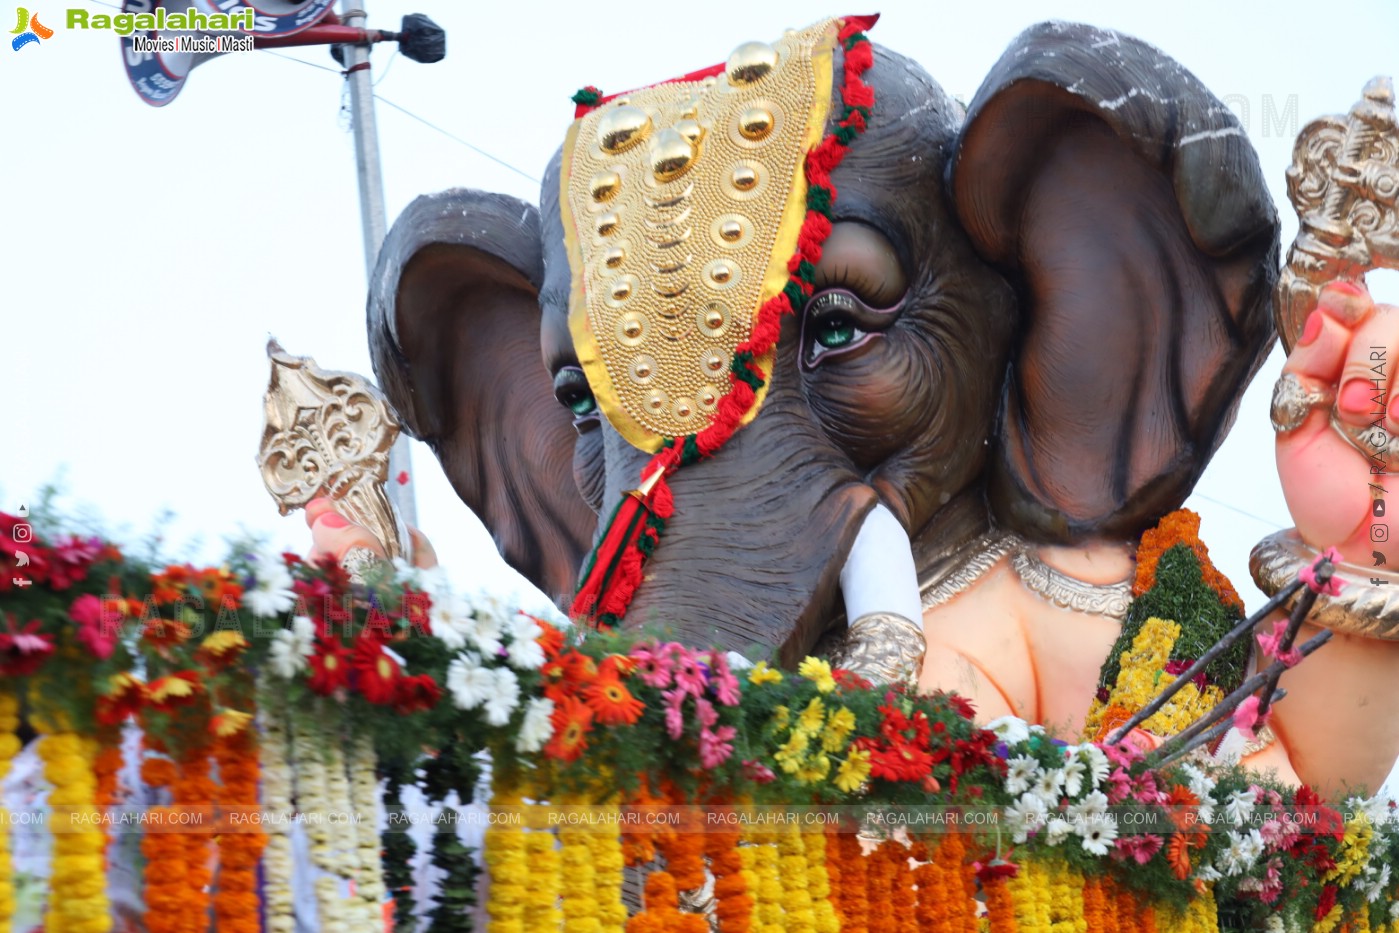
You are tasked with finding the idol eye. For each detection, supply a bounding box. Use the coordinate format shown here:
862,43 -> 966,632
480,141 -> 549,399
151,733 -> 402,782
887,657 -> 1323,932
552,366 -> 598,427
811,221 -> 907,308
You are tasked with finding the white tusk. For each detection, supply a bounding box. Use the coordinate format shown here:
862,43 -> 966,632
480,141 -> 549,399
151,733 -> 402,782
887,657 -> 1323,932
838,503 -> 923,625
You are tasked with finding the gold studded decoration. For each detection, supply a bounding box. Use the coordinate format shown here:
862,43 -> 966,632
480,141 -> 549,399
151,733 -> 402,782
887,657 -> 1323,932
560,19 -> 840,451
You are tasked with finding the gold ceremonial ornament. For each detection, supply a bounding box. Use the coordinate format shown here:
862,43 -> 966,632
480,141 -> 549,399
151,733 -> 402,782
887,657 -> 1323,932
1278,76 -> 1398,461
1278,76 -> 1398,353
561,19 -> 840,451
258,340 -> 405,559
1270,372 -> 1336,433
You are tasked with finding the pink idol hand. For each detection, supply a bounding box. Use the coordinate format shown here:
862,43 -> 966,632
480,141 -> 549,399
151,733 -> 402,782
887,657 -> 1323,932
304,497 -> 438,569
1275,281 -> 1396,568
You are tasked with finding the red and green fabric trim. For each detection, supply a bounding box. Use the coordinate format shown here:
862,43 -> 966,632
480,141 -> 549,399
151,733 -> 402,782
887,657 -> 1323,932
571,16 -> 879,628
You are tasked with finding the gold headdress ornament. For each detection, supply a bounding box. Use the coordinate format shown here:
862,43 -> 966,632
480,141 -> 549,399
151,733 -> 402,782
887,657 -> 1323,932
566,15 -> 879,626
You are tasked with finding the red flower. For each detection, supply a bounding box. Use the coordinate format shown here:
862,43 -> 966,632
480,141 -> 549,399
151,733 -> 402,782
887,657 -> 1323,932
97,674 -> 146,726
583,673 -> 644,726
352,639 -> 401,704
542,649 -> 598,702
146,671 -> 203,711
857,736 -> 934,782
0,615 -> 55,676
308,638 -> 351,695
142,618 -> 192,651
393,674 -> 442,714
1314,884 -> 1338,922
544,695 -> 594,763
973,858 -> 1019,882
832,668 -> 872,691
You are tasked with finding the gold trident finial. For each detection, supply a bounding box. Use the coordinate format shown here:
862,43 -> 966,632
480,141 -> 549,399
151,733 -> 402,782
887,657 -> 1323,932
1277,76 -> 1398,352
258,340 -> 405,559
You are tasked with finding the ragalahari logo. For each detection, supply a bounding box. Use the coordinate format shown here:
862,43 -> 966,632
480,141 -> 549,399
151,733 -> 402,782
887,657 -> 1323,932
11,6 -> 52,50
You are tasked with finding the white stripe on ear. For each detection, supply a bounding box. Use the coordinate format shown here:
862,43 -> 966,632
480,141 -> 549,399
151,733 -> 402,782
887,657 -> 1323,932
838,503 -> 922,626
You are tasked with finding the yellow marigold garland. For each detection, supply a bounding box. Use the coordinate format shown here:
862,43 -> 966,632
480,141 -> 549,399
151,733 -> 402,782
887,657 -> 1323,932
522,818 -> 562,930
801,827 -> 839,933
1008,856 -> 1052,933
482,785 -> 527,933
558,793 -> 601,933
0,689 -> 19,933
777,819 -> 816,931
747,830 -> 785,933
38,731 -> 110,933
587,804 -> 629,932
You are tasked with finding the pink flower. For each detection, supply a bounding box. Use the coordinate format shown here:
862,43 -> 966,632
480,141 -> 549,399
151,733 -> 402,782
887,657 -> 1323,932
1233,695 -> 1270,741
69,594 -> 121,660
1132,770 -> 1166,805
0,615 -> 55,676
1103,740 -> 1143,769
694,697 -> 718,729
699,725 -> 736,769
742,759 -> 776,784
672,646 -> 707,697
1299,547 -> 1345,597
1260,814 -> 1299,851
662,687 -> 687,740
1113,834 -> 1163,865
707,651 -> 741,706
630,643 -> 674,689
1105,767 -> 1133,804
1256,620 -> 1302,667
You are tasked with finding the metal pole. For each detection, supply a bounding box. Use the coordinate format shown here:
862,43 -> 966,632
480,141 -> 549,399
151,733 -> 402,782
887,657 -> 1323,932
341,2 -> 418,532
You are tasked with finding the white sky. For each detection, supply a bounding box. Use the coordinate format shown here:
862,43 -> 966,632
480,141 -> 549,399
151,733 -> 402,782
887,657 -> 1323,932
3,0 -> 1397,616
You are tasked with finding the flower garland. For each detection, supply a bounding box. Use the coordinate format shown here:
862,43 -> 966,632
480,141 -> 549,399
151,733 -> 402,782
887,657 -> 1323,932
426,813 -> 479,933
625,869 -> 707,933
0,689 -> 19,933
347,734 -> 385,920
834,829 -> 869,933
706,823 -> 752,933
256,694 -> 295,933
559,793 -> 602,933
173,737 -> 214,933
290,705 -> 349,932
776,819 -> 816,931
38,730 -> 110,933
523,816 -> 563,930
571,15 -> 880,627
746,829 -> 784,933
1082,616 -> 1225,742
886,839 -> 916,933
587,802 -> 628,931
1006,856 -> 1053,933
911,841 -> 948,933
211,726 -> 265,933
866,840 -> 895,933
483,786 -> 527,933
983,868 -> 1017,932
139,736 -> 182,933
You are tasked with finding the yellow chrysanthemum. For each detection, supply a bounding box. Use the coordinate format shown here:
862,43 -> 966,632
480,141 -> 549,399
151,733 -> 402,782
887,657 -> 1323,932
833,747 -> 871,793
211,709 -> 254,738
798,657 -> 836,693
794,753 -> 831,784
749,661 -> 784,686
770,705 -> 791,732
148,676 -> 198,704
821,707 -> 857,752
200,631 -> 249,656
796,697 -> 826,737
775,730 -> 811,775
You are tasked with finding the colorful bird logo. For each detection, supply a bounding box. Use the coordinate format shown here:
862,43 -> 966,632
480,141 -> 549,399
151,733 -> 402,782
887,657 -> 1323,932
11,7 -> 52,51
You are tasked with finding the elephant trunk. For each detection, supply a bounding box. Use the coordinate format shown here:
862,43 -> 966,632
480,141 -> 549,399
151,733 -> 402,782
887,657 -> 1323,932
611,363 -> 913,667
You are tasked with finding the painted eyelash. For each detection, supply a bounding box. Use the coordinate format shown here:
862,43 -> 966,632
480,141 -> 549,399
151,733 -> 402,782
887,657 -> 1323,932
811,262 -> 899,308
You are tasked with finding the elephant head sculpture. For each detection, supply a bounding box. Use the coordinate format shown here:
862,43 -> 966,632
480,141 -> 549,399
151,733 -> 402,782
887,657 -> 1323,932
366,18 -> 1278,669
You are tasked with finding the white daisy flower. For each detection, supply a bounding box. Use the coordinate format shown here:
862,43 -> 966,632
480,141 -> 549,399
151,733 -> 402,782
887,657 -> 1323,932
515,697 -> 555,754
243,552 -> 296,617
1080,816 -> 1118,857
446,654 -> 494,710
1388,899 -> 1399,921
1068,790 -> 1109,824
986,716 -> 1032,747
1075,745 -> 1110,790
1045,817 -> 1074,846
1005,756 -> 1037,796
1005,793 -> 1049,844
267,615 -> 315,679
1181,763 -> 1216,800
1224,789 -> 1255,827
467,608 -> 505,657
482,668 -> 520,726
1364,863 -> 1392,902
504,614 -> 546,670
1195,863 -> 1222,884
1220,829 -> 1263,875
427,589 -> 471,652
1060,755 -> 1087,798
1032,768 -> 1064,803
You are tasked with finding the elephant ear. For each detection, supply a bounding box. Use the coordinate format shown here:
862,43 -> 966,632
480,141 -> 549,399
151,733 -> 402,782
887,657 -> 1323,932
368,189 -> 595,603
948,22 -> 1279,542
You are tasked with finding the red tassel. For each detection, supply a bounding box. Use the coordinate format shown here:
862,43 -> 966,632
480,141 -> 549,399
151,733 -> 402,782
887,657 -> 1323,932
570,467 -> 666,624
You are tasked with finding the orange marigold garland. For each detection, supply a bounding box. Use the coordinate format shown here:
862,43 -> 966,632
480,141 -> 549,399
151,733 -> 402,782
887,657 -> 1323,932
983,870 -> 1018,933
835,829 -> 869,932
173,738 -> 215,933
706,823 -> 753,933
1132,509 -> 1242,611
625,870 -> 707,933
866,840 -> 896,933
887,839 -> 916,933
912,840 -> 950,933
212,726 -> 266,933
